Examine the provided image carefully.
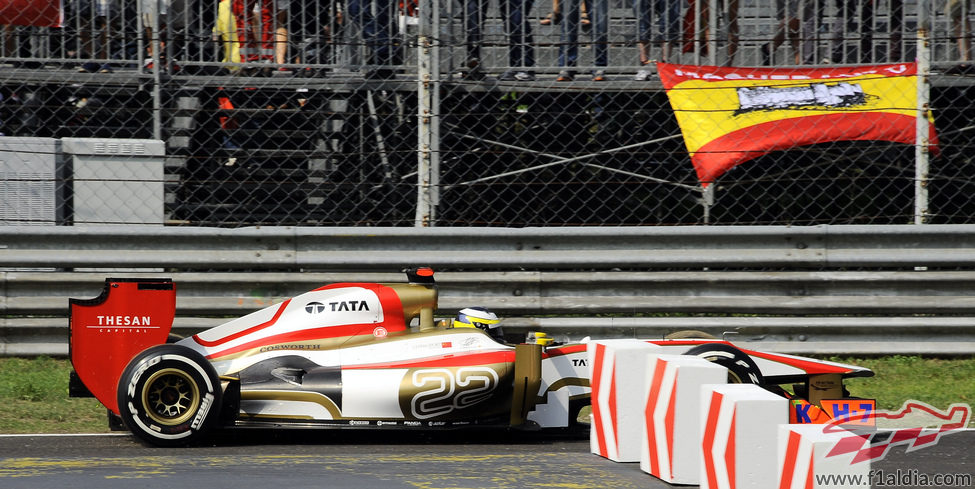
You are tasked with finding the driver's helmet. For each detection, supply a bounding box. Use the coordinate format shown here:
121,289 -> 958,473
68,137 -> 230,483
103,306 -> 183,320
454,307 -> 503,340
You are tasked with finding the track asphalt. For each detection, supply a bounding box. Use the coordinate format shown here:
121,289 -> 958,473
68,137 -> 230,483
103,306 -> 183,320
0,429 -> 971,488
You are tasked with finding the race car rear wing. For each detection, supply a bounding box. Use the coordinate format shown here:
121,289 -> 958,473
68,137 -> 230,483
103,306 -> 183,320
68,278 -> 176,414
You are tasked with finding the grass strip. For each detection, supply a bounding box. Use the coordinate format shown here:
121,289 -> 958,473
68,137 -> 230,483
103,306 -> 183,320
1,355 -> 972,433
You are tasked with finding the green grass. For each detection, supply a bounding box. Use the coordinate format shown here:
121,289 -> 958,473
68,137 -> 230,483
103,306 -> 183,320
0,357 -> 110,433
0,356 -> 973,433
829,355 -> 975,414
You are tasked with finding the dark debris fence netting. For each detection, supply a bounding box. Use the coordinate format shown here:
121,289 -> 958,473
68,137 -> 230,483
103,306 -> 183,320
1,0 -> 974,227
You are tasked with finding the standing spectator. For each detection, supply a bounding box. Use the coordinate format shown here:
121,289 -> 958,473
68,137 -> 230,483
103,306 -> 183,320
633,0 -> 682,80
72,0 -> 121,73
948,0 -> 972,63
213,0 -> 243,70
760,0 -> 807,65
462,0 -> 538,81
291,0 -> 343,75
141,0 -> 187,73
231,0 -> 291,74
347,0 -> 401,79
2,24 -> 17,62
556,0 -> 608,81
681,0 -> 737,65
539,0 -> 590,26
887,0 -> 902,61
826,0 -> 874,63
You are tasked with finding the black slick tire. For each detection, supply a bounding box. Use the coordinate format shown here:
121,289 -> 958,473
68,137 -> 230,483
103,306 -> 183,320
683,343 -> 765,385
116,344 -> 222,447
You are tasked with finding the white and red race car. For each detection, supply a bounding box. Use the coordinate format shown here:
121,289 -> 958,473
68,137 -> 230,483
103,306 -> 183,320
68,268 -> 874,446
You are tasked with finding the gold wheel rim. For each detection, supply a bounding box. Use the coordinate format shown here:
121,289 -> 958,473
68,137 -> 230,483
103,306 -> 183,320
142,368 -> 201,426
699,354 -> 747,383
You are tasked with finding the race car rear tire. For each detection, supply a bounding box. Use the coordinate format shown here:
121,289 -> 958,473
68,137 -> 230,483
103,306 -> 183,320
665,329 -> 717,340
116,344 -> 222,447
683,343 -> 765,385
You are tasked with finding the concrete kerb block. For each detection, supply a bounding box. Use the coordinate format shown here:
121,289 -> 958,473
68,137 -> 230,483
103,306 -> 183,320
778,424 -> 871,489
640,355 -> 728,485
588,339 -> 663,462
701,384 -> 788,489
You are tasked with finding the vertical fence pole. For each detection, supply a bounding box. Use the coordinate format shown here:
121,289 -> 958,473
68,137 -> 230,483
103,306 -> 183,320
915,0 -> 931,225
143,1 -> 163,140
702,185 -> 714,224
416,0 -> 441,226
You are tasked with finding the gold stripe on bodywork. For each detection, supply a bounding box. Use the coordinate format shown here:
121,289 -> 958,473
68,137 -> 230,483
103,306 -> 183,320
240,390 -> 342,419
535,377 -> 591,404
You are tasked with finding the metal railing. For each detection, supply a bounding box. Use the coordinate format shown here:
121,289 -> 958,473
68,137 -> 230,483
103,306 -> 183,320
1,0 -> 971,73
3,1 -> 975,229
3,224 -> 975,356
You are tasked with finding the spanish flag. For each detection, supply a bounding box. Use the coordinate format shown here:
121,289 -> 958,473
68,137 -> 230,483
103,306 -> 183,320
0,1 -> 61,27
657,63 -> 938,186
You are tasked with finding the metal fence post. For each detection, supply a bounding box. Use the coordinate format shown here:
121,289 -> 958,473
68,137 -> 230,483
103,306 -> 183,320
702,184 -> 714,224
416,0 -> 442,227
915,0 -> 932,225
146,1 -> 163,141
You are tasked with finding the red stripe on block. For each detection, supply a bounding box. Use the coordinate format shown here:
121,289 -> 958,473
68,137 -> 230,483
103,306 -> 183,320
609,363 -> 619,454
592,343 -> 608,457
645,357 -> 667,476
703,391 -> 724,489
779,430 -> 802,489
805,449 -> 815,489
727,407 -> 737,489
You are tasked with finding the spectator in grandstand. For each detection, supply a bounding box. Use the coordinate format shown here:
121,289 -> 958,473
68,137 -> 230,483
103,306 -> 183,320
141,0 -> 187,73
460,0 -> 538,81
556,0 -> 608,81
213,0 -> 243,71
290,0 -> 343,76
948,0 -> 972,63
681,0 -> 737,65
539,0 -> 589,27
824,0 -> 877,63
2,24 -> 15,62
759,0 -> 809,65
70,0 -> 120,73
215,0 -> 290,75
888,0 -> 903,61
761,0 -> 890,65
632,0 -> 681,80
3,24 -> 44,68
346,0 -> 401,79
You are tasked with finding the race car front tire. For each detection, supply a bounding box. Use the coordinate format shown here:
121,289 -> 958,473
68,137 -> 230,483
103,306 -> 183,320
116,344 -> 222,447
683,343 -> 765,385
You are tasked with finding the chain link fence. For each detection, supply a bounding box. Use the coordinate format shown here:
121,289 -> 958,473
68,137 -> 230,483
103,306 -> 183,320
1,0 -> 974,227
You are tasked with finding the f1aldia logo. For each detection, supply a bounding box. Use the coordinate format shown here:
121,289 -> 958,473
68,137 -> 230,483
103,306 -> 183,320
305,302 -> 327,314
823,400 -> 971,464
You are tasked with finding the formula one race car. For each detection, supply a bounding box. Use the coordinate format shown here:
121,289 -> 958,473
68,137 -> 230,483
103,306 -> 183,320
68,268 -> 874,446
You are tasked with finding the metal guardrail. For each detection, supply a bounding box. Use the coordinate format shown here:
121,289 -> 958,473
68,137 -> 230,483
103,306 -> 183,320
3,224 -> 975,356
6,224 -> 975,269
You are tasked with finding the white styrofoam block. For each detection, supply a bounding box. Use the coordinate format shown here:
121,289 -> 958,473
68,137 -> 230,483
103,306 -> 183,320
778,424 -> 871,489
640,355 -> 728,485
588,339 -> 662,462
700,384 -> 788,489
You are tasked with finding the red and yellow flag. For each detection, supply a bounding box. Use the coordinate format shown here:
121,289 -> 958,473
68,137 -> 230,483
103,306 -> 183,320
657,62 -> 938,186
0,1 -> 62,27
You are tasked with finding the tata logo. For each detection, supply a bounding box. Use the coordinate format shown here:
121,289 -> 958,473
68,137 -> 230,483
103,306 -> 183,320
305,302 -> 327,314
329,300 -> 370,312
